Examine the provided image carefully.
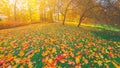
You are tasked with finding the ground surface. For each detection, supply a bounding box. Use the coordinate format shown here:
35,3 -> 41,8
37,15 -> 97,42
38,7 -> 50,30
0,23 -> 120,68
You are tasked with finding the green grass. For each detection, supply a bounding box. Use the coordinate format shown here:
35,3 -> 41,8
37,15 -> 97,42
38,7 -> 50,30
65,22 -> 120,32
0,23 -> 120,68
82,24 -> 120,32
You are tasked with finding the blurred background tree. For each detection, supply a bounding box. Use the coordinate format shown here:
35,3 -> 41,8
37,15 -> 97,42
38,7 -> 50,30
0,0 -> 120,27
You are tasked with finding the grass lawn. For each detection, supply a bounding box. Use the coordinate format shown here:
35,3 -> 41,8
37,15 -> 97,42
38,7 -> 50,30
0,23 -> 120,68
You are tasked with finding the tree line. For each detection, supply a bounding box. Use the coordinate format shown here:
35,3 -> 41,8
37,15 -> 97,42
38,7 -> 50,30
0,0 -> 120,27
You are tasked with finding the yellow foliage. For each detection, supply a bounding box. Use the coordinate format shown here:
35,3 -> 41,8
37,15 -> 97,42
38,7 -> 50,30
19,50 -> 24,57
75,56 -> 80,64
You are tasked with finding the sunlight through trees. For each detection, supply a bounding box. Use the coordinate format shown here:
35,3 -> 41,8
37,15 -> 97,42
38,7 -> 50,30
0,0 -> 120,27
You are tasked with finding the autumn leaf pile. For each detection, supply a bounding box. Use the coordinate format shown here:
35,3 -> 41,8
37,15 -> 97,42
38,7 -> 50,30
0,23 -> 120,68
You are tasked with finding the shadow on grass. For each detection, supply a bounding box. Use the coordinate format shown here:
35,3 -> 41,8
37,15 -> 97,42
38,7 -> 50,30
91,28 -> 120,42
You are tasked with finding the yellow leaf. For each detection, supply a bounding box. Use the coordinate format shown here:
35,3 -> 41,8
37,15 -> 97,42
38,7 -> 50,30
70,52 -> 74,58
7,53 -> 13,57
19,50 -> 24,56
48,59 -> 53,64
98,60 -> 102,66
52,47 -> 56,53
14,58 -> 21,64
42,51 -> 48,57
28,62 -> 33,68
0,54 -> 4,58
75,56 -> 80,64
57,66 -> 62,68
60,59 -> 66,63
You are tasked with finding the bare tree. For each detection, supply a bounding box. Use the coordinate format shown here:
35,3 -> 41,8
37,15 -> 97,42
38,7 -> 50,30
77,0 -> 95,27
58,0 -> 73,25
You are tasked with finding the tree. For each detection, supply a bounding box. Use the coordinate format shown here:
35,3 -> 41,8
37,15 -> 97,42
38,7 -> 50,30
57,0 -> 73,25
14,0 -> 17,21
96,0 -> 120,26
76,0 -> 97,27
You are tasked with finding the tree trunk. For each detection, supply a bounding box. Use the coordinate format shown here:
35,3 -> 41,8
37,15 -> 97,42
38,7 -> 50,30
62,14 -> 66,25
62,0 -> 73,25
62,7 -> 68,25
57,0 -> 59,22
49,10 -> 53,22
58,12 -> 59,22
77,10 -> 86,27
29,8 -> 32,22
14,0 -> 17,21
77,17 -> 82,27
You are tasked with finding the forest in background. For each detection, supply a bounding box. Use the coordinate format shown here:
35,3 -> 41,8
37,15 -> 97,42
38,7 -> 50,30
0,0 -> 120,29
